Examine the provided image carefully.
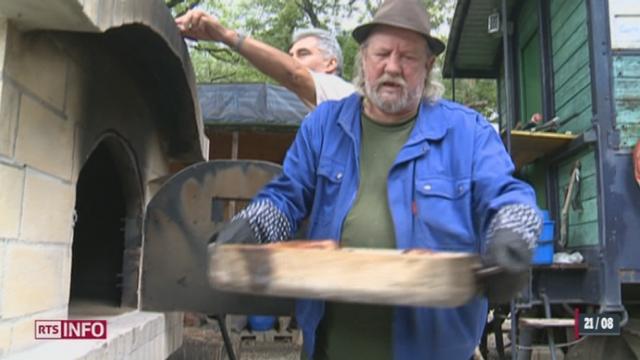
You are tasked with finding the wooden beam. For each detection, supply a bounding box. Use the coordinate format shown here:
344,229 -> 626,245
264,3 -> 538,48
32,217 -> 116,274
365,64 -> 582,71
519,318 -> 576,328
208,243 -> 481,308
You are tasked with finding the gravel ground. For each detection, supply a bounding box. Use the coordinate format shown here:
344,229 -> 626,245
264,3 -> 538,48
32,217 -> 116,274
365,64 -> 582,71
170,326 -> 302,360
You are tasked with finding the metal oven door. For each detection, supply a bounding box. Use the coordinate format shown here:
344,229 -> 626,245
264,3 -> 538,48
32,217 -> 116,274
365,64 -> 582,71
140,160 -> 293,315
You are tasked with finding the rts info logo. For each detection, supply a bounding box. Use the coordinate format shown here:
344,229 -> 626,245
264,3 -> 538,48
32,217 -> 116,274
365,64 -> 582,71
35,320 -> 107,340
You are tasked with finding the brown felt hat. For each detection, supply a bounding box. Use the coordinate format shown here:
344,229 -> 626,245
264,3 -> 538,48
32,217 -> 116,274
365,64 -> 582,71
352,0 -> 446,56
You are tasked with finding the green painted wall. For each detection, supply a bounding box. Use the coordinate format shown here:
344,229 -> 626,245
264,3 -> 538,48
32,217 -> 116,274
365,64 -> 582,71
551,0 -> 593,134
548,0 -> 599,248
520,162 -> 548,209
498,66 -> 506,129
520,34 -> 542,123
498,1 -> 603,249
557,148 -> 599,247
613,55 -> 640,148
515,0 -> 548,212
518,0 -> 542,124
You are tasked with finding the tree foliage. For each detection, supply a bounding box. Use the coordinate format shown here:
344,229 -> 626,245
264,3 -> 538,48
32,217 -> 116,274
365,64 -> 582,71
444,79 -> 497,119
166,0 -> 497,118
167,0 -> 453,81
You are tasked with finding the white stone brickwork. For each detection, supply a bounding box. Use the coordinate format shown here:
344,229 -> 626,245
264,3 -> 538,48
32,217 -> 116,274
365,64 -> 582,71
0,13 -> 186,359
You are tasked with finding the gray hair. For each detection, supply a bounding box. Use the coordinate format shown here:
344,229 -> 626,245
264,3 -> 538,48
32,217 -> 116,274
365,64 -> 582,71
351,41 -> 445,103
292,28 -> 344,76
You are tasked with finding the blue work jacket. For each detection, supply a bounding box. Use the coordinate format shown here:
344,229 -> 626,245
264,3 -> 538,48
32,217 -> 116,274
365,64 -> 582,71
254,94 -> 538,359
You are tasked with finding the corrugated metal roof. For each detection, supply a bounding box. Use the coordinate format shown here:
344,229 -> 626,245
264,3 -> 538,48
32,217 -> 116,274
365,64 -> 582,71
443,0 -> 517,79
198,83 -> 309,127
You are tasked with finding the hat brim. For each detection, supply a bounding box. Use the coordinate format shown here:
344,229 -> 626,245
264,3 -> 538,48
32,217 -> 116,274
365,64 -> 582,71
352,22 -> 446,56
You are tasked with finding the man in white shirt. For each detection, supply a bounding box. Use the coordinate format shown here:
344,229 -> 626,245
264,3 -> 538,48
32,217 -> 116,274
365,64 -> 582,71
176,10 -> 355,108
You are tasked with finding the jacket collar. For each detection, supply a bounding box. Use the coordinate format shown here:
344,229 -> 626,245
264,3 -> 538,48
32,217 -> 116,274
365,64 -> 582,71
337,94 -> 449,144
412,99 -> 449,142
337,93 -> 363,138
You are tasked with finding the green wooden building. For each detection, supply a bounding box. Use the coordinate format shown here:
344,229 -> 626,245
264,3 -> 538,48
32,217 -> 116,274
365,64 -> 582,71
444,0 -> 640,358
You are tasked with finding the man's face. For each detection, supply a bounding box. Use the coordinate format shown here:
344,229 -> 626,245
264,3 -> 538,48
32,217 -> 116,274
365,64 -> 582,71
362,26 -> 435,114
289,36 -> 337,74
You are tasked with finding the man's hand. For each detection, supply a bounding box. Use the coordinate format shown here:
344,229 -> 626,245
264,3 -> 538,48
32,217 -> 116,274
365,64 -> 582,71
210,218 -> 259,246
480,228 -> 533,303
175,10 -> 231,43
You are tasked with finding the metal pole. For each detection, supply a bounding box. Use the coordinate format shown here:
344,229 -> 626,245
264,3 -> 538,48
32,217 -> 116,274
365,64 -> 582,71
452,66 -> 456,102
510,301 -> 518,360
542,294 -> 557,360
215,315 -> 237,360
230,131 -> 239,218
538,0 -> 555,122
586,0 -> 625,315
501,0 -> 513,154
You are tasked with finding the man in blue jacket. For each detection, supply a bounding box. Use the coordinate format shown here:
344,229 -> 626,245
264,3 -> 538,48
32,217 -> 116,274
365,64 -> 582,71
212,0 -> 542,358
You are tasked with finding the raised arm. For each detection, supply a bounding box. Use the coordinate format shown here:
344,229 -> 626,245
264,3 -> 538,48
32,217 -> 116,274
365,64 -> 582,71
176,10 -> 317,105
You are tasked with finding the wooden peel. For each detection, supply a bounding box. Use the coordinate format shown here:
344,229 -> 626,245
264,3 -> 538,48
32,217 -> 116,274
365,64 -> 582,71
208,242 -> 481,308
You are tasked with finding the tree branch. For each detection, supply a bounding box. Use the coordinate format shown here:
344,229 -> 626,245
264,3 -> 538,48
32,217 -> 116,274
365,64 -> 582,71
297,0 -> 323,28
193,45 -> 238,62
165,0 -> 183,9
206,72 -> 237,82
171,0 -> 203,17
363,0 -> 380,17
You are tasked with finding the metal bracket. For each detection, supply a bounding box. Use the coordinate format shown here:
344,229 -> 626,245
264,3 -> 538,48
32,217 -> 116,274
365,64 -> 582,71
583,128 -> 598,143
608,129 -> 621,149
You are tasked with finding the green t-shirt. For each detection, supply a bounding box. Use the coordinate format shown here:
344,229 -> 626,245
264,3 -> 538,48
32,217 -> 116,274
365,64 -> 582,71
313,112 -> 416,360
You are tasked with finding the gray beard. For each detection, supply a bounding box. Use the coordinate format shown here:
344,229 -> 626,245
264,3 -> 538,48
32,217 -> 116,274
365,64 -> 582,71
365,80 -> 422,114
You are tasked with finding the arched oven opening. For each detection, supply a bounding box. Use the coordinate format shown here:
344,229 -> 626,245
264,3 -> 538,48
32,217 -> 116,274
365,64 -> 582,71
69,136 -> 143,316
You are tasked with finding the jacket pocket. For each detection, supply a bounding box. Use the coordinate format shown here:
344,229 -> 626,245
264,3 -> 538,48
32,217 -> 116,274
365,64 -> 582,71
415,177 -> 476,251
313,159 -> 346,227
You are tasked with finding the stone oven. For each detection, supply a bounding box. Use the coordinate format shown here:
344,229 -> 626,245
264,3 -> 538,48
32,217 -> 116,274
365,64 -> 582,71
0,0 -> 207,358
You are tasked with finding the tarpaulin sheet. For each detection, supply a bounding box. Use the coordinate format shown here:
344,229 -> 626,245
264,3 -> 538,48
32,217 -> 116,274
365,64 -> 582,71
198,83 -> 309,127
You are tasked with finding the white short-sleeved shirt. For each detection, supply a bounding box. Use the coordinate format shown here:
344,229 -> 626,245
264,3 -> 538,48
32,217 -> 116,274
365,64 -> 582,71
308,71 -> 355,108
